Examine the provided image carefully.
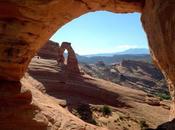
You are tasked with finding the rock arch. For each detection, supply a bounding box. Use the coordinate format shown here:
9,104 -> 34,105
0,0 -> 144,81
57,42 -> 80,73
0,0 -> 175,120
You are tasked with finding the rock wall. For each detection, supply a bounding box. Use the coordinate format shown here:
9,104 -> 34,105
37,40 -> 59,60
141,0 -> 175,120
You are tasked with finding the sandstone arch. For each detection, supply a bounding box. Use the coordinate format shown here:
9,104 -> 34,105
58,42 -> 80,73
0,0 -> 175,120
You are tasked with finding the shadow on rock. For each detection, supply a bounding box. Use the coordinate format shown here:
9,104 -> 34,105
146,119 -> 175,130
0,80 -> 48,130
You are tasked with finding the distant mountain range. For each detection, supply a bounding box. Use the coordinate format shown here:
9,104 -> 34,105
63,48 -> 151,64
76,48 -> 151,64
77,54 -> 151,64
84,48 -> 149,57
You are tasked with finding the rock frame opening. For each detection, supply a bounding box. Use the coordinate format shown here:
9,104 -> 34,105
0,0 -> 175,129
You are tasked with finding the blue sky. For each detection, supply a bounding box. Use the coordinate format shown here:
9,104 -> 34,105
50,11 -> 148,55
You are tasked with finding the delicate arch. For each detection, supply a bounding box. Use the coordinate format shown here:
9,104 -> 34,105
58,42 -> 80,73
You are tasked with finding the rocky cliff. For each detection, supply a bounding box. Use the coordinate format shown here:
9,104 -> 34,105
37,40 -> 59,60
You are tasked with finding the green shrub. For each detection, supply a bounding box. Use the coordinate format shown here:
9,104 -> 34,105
156,92 -> 171,100
101,105 -> 112,115
73,104 -> 98,125
89,119 -> 97,125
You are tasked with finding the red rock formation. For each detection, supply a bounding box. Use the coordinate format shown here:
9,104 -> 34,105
37,40 -> 59,60
58,42 -> 80,74
141,0 -> 175,120
0,76 -> 108,130
0,0 -> 175,128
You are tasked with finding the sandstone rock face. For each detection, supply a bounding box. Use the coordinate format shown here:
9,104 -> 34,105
141,0 -> 175,120
58,42 -> 80,74
37,40 -> 59,60
0,76 -> 108,130
145,95 -> 161,106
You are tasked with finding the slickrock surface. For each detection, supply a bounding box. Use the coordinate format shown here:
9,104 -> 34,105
0,75 -> 108,130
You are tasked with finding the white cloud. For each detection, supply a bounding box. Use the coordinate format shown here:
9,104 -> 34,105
117,44 -> 139,49
107,44 -> 140,53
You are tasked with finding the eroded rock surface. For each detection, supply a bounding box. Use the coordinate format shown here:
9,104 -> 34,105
37,40 -> 59,60
0,76 -> 108,130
